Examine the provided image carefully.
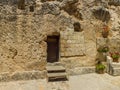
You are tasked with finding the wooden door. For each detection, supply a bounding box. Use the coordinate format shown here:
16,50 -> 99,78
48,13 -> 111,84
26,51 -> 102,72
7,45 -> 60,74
47,36 -> 59,63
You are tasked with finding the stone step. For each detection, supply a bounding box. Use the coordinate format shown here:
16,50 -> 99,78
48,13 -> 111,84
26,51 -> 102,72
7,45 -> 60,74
111,62 -> 120,68
112,67 -> 120,76
46,66 -> 66,73
48,76 -> 68,82
47,72 -> 67,78
47,72 -> 68,82
46,62 -> 68,82
47,62 -> 63,66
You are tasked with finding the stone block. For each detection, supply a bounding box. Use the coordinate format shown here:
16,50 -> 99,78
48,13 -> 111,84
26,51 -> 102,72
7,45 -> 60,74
107,56 -> 120,76
96,37 -> 108,47
68,67 -> 95,75
0,70 -> 47,82
111,63 -> 120,68
112,67 -> 120,76
61,53 -> 64,56
0,72 -> 10,82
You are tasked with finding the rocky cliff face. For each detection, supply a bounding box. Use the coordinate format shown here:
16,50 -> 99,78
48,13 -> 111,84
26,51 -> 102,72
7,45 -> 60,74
0,0 -> 120,73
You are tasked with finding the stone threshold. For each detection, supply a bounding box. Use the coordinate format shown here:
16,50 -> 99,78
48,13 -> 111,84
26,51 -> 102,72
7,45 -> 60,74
67,67 -> 96,76
0,67 -> 96,82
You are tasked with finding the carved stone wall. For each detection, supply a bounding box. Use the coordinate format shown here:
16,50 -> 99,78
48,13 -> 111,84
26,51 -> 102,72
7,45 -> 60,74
0,0 -> 120,74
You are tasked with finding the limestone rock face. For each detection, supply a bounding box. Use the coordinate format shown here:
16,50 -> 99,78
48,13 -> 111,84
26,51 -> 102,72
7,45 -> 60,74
108,0 -> 120,6
0,0 -> 120,73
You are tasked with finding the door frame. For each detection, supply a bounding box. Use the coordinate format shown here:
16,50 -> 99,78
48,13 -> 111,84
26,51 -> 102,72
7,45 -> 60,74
47,35 -> 60,63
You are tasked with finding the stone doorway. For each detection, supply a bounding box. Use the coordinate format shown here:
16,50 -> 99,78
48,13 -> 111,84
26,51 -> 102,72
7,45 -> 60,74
47,36 -> 59,63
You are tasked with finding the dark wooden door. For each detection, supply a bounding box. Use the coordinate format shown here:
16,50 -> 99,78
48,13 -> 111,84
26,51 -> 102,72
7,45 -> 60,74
47,36 -> 59,63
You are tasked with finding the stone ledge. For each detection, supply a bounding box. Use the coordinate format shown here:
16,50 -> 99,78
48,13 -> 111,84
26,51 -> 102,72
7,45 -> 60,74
0,70 -> 46,82
107,56 -> 120,76
110,63 -> 120,76
112,67 -> 120,76
111,62 -> 120,68
67,67 -> 95,75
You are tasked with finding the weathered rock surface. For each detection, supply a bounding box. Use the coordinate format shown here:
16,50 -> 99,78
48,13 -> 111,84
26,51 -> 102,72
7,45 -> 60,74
0,70 -> 46,82
0,0 -> 120,76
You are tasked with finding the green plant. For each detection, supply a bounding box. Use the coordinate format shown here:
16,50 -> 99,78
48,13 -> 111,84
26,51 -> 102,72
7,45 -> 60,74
110,52 -> 120,59
96,61 -> 105,74
96,64 -> 105,71
97,46 -> 109,53
110,52 -> 120,62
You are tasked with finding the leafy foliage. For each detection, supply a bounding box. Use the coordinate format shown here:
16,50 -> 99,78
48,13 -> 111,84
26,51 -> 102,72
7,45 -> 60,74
110,52 -> 120,59
97,46 -> 109,53
96,64 -> 105,70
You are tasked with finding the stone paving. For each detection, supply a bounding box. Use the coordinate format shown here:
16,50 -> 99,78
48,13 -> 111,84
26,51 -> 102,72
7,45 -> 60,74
1,73 -> 120,90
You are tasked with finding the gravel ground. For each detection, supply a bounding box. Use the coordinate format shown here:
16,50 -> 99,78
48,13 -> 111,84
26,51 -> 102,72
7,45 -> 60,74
0,73 -> 120,90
